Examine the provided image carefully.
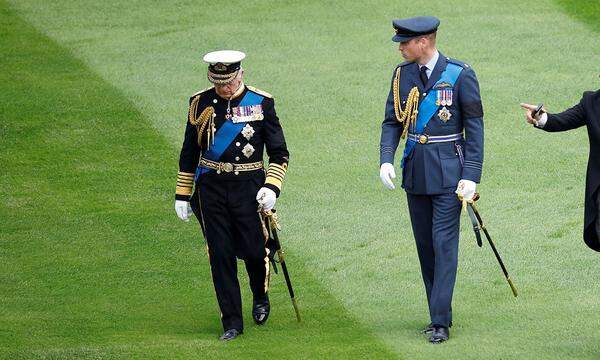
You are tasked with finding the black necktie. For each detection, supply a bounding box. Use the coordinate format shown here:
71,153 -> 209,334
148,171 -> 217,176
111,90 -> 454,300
419,66 -> 429,87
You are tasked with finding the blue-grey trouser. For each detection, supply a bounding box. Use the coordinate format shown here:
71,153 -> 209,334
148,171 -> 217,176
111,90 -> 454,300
407,192 -> 461,327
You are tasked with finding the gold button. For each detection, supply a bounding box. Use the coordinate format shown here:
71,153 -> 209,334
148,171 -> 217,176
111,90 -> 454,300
234,171 -> 239,175
235,156 -> 240,161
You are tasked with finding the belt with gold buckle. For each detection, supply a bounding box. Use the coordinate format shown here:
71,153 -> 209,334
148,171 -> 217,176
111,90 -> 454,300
200,158 -> 263,175
408,133 -> 463,144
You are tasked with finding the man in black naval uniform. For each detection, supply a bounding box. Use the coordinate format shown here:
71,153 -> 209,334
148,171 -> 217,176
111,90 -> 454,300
378,16 -> 484,343
175,50 -> 289,341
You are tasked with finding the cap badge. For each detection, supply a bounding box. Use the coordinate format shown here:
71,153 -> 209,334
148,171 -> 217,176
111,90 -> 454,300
214,63 -> 227,71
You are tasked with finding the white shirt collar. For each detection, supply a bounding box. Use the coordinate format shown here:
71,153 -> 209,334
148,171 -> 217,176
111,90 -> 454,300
419,50 -> 439,76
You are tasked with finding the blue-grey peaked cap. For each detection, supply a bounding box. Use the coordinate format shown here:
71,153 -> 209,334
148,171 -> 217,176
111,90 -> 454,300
392,16 -> 440,42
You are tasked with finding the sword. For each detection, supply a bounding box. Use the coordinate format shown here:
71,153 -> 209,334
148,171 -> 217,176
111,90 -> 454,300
466,194 -> 518,298
455,143 -> 517,297
260,209 -> 301,322
466,204 -> 482,247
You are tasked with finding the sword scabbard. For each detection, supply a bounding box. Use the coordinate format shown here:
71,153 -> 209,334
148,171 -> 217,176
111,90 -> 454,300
292,297 -> 301,323
470,199 -> 519,298
507,277 -> 518,298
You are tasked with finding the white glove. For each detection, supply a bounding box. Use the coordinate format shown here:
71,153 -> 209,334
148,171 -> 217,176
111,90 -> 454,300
256,187 -> 277,211
379,163 -> 396,190
175,200 -> 192,222
455,179 -> 476,201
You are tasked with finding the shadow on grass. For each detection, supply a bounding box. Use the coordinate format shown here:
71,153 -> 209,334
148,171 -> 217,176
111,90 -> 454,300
0,2 -> 396,358
554,0 -> 600,33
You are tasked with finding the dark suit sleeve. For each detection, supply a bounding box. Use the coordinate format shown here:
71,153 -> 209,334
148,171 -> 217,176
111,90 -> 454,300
380,67 -> 402,165
262,97 -> 290,197
457,67 -> 484,183
541,93 -> 587,132
176,97 -> 201,201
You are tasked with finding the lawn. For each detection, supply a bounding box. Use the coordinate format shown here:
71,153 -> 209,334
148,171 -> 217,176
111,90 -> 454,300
1,0 -> 599,359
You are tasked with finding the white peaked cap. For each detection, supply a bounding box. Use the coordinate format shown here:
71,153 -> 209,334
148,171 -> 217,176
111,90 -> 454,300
203,50 -> 246,64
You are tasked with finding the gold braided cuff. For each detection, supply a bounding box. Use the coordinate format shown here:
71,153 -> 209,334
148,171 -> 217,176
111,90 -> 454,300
176,171 -> 195,196
265,163 -> 288,191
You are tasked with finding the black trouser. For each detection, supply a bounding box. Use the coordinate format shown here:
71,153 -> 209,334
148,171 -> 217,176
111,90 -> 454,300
596,190 -> 600,239
191,175 -> 269,331
406,192 -> 461,327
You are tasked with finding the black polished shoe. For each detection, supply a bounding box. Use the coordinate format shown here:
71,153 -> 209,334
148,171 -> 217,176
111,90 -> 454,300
252,296 -> 270,325
421,321 -> 452,334
219,328 -> 242,341
429,326 -> 449,344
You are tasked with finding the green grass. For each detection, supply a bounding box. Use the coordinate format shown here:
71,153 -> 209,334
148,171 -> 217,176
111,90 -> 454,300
0,2 -> 393,359
2,0 -> 600,359
556,0 -> 600,32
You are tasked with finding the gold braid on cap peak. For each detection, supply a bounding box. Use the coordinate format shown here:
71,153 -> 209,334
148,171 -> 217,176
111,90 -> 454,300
393,67 -> 420,138
207,70 -> 239,84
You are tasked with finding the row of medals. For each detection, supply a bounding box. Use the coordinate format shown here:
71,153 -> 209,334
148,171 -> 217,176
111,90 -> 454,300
224,105 -> 256,158
436,88 -> 452,122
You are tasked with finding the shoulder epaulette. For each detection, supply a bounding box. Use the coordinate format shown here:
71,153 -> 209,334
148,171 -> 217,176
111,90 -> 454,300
446,58 -> 470,69
398,61 -> 413,67
247,85 -> 273,99
188,87 -> 214,124
190,86 -> 214,100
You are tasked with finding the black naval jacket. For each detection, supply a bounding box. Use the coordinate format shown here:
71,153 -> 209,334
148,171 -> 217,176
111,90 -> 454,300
539,90 -> 600,251
176,85 -> 289,201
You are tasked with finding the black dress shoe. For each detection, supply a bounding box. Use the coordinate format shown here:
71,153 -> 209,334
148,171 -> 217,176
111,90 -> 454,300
429,326 -> 449,344
219,328 -> 242,341
421,321 -> 452,334
252,296 -> 270,325
422,323 -> 434,334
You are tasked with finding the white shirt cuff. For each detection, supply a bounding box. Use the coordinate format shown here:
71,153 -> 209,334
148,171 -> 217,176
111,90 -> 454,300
536,112 -> 548,128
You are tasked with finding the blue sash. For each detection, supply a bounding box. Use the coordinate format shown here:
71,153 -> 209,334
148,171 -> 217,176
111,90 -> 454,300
401,63 -> 463,168
196,90 -> 264,180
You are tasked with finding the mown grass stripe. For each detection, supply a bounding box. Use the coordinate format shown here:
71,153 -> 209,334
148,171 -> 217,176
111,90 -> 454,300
0,2 -> 396,359
554,0 -> 600,32
5,0 -> 600,359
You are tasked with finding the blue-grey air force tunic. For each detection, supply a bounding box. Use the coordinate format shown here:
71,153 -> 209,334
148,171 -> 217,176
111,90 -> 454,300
380,53 -> 484,194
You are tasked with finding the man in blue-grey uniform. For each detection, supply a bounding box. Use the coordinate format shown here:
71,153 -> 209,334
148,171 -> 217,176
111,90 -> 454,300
378,16 -> 484,343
